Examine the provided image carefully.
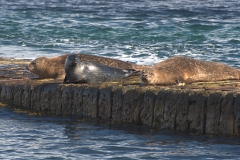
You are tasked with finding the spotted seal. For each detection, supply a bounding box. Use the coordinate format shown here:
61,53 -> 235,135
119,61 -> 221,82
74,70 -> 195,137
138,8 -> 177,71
141,56 -> 240,85
27,53 -> 144,79
64,54 -> 139,84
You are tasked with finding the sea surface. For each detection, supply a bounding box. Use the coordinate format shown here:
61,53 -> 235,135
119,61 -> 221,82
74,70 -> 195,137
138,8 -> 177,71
1,0 -> 240,66
1,107 -> 240,160
1,0 -> 240,159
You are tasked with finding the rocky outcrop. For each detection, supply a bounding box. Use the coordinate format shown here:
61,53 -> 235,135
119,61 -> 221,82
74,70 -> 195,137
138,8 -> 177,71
1,80 -> 240,137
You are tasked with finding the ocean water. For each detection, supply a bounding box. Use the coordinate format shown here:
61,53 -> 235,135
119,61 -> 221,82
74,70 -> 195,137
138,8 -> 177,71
1,107 -> 240,160
0,0 -> 240,66
1,0 -> 240,159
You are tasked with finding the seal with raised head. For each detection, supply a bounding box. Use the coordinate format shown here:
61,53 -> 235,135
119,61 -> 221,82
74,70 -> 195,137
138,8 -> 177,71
27,53 -> 144,79
141,56 -> 240,85
64,54 -> 139,84
26,56 -> 66,79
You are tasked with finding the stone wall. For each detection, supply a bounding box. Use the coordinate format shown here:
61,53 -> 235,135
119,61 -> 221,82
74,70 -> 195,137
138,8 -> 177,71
0,82 -> 240,137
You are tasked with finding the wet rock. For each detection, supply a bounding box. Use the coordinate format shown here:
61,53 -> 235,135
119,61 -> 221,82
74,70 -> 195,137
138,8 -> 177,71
140,89 -> 157,126
1,85 -> 14,105
233,93 -> 240,135
175,91 -> 190,132
1,76 -> 240,137
162,90 -> 180,130
40,84 -> 59,115
0,84 -> 2,101
188,91 -> 208,134
31,84 -> 47,111
82,86 -> 99,118
112,88 -> 124,123
98,87 -> 113,119
72,86 -> 85,116
55,85 -> 64,116
205,92 -> 225,135
22,85 -> 32,109
39,85 -> 50,114
219,92 -> 235,135
13,85 -> 24,107
122,88 -> 144,124
61,85 -> 73,115
152,90 -> 168,129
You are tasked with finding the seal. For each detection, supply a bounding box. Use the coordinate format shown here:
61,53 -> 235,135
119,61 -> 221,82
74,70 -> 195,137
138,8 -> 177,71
26,56 -> 66,79
27,53 -> 144,79
141,56 -> 240,85
64,54 -> 139,84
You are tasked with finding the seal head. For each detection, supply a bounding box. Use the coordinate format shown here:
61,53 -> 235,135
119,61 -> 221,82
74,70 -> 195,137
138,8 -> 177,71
27,57 -> 65,79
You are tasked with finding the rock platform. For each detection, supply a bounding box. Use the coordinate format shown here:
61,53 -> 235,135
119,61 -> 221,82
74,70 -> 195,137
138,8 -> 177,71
1,58 -> 240,137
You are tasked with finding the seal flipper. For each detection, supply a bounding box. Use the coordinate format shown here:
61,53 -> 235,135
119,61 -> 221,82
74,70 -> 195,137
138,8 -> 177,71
123,69 -> 141,77
63,75 -> 88,84
63,76 -> 68,83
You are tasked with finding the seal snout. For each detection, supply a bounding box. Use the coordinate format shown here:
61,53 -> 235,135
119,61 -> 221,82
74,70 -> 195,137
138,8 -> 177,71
69,61 -> 77,67
141,69 -> 148,83
66,55 -> 79,68
141,68 -> 155,83
26,61 -> 35,71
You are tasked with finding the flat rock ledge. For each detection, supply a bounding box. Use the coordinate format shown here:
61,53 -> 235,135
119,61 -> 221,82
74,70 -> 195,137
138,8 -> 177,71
1,58 -> 240,137
1,79 -> 240,137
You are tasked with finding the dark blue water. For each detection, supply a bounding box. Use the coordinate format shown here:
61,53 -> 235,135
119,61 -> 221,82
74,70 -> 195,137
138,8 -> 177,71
0,0 -> 240,66
1,107 -> 240,159
1,0 -> 240,159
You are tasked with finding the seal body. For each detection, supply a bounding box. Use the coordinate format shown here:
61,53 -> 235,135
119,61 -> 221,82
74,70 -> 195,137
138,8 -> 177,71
27,53 -> 143,79
141,56 -> 240,85
64,54 -> 138,84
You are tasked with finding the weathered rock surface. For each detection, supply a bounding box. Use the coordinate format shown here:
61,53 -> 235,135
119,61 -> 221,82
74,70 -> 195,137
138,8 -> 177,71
112,88 -> 124,123
188,91 -> 208,134
98,87 -> 113,119
140,89 -> 157,127
72,86 -> 84,116
1,81 -> 240,137
205,92 -> 225,134
82,86 -> 99,118
220,92 -> 235,135
233,94 -> 240,135
122,88 -> 144,124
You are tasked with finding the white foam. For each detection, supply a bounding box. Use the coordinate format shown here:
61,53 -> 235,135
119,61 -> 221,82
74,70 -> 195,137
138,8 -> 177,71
1,42 -> 239,68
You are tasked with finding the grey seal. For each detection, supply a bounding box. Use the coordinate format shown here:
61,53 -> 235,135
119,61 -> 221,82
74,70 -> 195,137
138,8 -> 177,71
64,54 -> 139,84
